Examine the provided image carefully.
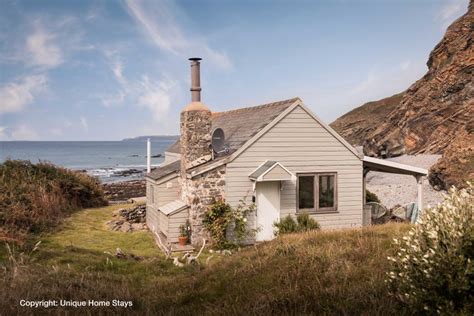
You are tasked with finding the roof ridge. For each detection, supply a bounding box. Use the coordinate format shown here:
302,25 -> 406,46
212,97 -> 301,116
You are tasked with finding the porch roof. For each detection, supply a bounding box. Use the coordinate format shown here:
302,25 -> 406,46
249,161 -> 295,182
363,156 -> 428,176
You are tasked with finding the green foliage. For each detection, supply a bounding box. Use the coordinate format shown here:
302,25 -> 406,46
203,200 -> 234,249
203,199 -> 256,249
296,212 -> 321,231
387,182 -> 474,314
184,219 -> 192,242
0,160 -> 107,240
179,225 -> 187,237
274,215 -> 298,234
366,190 -> 381,203
274,212 -> 321,235
232,199 -> 256,244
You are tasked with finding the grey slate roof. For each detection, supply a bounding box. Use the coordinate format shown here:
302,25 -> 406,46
166,97 -> 300,155
149,97 -> 300,181
147,160 -> 180,180
248,161 -> 277,179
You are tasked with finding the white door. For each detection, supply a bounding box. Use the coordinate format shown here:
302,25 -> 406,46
256,181 -> 280,241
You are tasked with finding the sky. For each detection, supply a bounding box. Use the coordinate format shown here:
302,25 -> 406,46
0,0 -> 469,141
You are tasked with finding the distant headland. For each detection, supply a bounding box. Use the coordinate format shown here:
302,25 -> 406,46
121,135 -> 179,142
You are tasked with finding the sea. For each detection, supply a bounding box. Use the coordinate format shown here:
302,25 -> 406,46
0,140 -> 177,183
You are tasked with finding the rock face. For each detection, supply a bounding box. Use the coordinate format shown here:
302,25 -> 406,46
330,93 -> 404,148
102,180 -> 146,201
331,2 -> 474,189
106,204 -> 147,232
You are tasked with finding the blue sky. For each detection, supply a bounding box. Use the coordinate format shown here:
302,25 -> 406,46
0,0 -> 469,141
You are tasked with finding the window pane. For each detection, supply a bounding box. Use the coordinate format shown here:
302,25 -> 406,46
298,176 -> 314,209
319,175 -> 335,208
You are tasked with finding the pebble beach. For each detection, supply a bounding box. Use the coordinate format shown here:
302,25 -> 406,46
366,154 -> 446,209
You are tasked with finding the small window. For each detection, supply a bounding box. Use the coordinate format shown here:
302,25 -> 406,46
297,173 -> 337,212
318,174 -> 335,210
298,176 -> 314,209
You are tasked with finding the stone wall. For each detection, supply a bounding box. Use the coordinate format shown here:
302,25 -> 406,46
180,110 -> 212,173
182,165 -> 226,245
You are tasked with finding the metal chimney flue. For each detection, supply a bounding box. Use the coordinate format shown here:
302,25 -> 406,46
189,57 -> 202,102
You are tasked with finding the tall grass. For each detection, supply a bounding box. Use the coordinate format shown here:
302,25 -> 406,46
0,202 -> 410,315
0,160 -> 107,241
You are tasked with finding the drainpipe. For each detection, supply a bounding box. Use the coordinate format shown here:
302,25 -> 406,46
147,138 -> 151,173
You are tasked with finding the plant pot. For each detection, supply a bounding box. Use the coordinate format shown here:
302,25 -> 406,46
178,236 -> 187,246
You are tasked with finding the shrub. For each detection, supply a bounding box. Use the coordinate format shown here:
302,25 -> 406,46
366,190 -> 381,203
387,182 -> 474,314
274,215 -> 299,234
0,160 -> 107,240
203,199 -> 256,249
296,212 -> 321,231
274,212 -> 320,235
203,200 -> 234,249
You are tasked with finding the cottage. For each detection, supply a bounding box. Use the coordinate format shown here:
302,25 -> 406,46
146,58 -> 427,247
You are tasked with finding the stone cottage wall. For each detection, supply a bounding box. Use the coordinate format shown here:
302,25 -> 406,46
182,165 -> 226,245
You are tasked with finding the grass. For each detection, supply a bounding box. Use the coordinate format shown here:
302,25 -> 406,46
0,203 -> 411,315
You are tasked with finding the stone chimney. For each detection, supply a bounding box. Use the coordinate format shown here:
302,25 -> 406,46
180,58 -> 212,172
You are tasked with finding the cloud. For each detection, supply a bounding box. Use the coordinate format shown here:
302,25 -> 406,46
101,49 -> 177,120
10,124 -> 38,140
0,126 -> 6,139
0,75 -> 48,114
435,0 -> 468,28
49,128 -> 63,137
137,76 -> 176,122
80,116 -> 89,132
124,0 -> 232,69
101,91 -> 126,107
349,61 -> 426,100
26,23 -> 64,68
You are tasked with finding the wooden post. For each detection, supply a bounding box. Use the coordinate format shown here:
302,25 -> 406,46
416,175 -> 423,211
363,168 -> 369,204
147,138 -> 151,174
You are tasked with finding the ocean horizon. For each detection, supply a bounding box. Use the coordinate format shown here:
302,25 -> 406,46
0,140 -> 177,183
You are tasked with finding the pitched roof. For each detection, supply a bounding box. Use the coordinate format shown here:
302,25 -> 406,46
166,97 -> 301,156
249,161 -> 277,179
147,160 -> 180,180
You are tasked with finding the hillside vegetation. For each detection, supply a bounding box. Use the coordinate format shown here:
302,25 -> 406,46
1,203 -> 410,315
0,160 -> 107,241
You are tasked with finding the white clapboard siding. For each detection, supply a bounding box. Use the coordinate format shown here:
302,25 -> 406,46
146,176 -> 180,234
262,164 -> 292,181
226,105 -> 363,236
166,209 -> 189,243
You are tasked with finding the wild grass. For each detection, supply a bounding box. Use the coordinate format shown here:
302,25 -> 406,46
0,202 -> 410,315
0,160 -> 107,241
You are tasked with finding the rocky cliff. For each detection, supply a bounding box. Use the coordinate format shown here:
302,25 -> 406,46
331,1 -> 473,189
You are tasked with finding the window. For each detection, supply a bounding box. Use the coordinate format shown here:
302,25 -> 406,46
297,173 -> 337,212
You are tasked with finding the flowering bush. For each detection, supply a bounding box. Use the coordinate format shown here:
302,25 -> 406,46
387,182 -> 474,314
203,199 -> 256,249
233,200 -> 256,244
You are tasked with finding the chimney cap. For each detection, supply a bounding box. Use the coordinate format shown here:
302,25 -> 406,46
189,57 -> 202,61
182,101 -> 210,112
